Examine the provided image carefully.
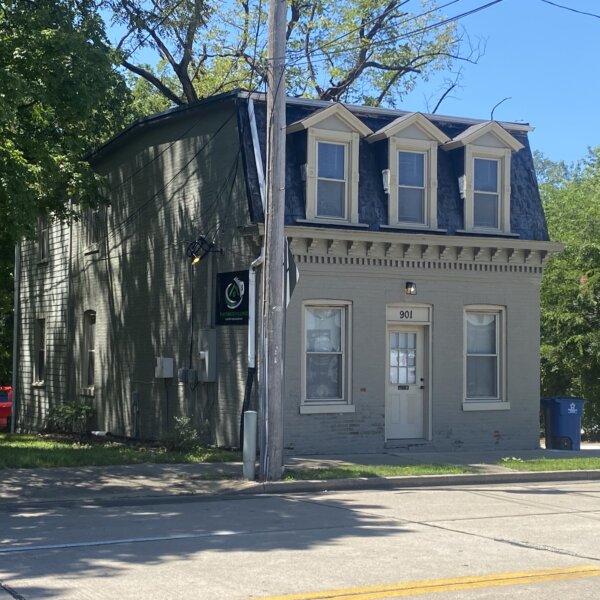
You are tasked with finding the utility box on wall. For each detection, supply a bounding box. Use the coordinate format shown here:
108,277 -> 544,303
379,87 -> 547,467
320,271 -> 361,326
198,328 -> 217,382
155,356 -> 174,378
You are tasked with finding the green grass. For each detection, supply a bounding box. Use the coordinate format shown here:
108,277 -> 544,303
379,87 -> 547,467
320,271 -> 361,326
0,433 -> 241,470
284,464 -> 474,480
499,456 -> 600,471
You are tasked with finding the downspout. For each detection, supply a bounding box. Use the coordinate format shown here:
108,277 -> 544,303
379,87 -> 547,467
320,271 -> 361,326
10,242 -> 21,432
239,252 -> 263,446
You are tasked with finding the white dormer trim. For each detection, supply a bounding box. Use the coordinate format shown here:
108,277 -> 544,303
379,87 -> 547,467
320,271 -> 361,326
286,103 -> 373,137
443,121 -> 523,235
367,113 -> 448,230
367,112 -> 450,144
289,104 -> 371,226
442,121 -> 524,152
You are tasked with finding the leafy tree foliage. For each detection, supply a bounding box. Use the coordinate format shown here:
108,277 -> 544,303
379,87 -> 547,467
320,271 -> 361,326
0,0 -> 132,382
107,0 -> 480,108
0,0 -> 131,246
538,148 -> 600,439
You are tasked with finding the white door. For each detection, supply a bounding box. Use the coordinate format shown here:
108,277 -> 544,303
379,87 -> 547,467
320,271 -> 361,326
386,327 -> 425,439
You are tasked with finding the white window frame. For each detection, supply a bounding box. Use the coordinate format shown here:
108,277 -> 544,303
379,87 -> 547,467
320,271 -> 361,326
33,318 -> 46,384
464,145 -> 512,234
463,305 -> 509,411
305,129 -> 360,225
82,310 -> 96,392
388,138 -> 438,228
300,300 -> 354,414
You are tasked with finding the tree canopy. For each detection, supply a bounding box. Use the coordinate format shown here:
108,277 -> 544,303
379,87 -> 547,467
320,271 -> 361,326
106,0 -> 480,108
0,0 -> 133,382
538,148 -> 600,438
0,0 -> 131,246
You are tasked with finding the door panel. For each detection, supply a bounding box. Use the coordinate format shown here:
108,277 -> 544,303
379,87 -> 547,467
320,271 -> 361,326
386,327 -> 424,439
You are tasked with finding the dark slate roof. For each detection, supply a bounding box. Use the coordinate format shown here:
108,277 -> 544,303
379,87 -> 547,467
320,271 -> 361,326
239,97 -> 549,242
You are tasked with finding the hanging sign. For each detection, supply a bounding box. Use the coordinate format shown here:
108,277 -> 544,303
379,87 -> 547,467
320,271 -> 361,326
216,270 -> 249,325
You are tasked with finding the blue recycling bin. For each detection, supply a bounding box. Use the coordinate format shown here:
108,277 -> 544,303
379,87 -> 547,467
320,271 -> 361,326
541,397 -> 585,451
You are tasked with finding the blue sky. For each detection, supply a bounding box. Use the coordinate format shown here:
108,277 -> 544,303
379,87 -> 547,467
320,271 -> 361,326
402,0 -> 600,164
110,0 -> 598,165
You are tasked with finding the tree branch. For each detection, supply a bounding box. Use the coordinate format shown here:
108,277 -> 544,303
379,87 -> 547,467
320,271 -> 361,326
122,60 -> 184,106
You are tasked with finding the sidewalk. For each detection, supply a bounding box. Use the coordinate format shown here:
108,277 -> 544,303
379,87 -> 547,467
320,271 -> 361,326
1,445 -> 599,509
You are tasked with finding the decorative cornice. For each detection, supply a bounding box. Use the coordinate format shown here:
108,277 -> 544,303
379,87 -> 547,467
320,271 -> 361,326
273,225 -> 562,274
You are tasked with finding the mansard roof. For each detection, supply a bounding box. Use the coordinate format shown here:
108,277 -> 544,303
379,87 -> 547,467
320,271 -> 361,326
243,96 -> 548,242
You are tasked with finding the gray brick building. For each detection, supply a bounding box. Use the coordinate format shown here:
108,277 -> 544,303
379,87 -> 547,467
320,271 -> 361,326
14,91 -> 561,453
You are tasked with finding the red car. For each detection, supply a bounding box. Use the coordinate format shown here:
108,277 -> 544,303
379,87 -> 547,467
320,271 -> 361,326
0,386 -> 12,431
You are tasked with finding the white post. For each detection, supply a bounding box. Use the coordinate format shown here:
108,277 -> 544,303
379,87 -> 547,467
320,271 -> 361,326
243,410 -> 258,480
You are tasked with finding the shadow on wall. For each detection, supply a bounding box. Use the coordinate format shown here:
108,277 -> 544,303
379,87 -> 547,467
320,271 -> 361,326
81,105 -> 254,443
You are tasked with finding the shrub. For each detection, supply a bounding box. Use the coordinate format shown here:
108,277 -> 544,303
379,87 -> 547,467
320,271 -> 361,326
47,401 -> 95,434
160,416 -> 201,453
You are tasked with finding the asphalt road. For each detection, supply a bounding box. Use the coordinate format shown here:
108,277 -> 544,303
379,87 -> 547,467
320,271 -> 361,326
1,481 -> 599,599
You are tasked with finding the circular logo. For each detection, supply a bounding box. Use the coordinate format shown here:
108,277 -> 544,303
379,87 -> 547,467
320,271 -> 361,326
225,276 -> 245,310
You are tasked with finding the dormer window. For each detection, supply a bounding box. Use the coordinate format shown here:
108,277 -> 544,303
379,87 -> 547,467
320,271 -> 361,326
444,121 -> 524,235
369,113 -> 449,230
317,141 -> 347,219
398,150 -> 426,224
473,158 -> 500,229
287,104 -> 372,226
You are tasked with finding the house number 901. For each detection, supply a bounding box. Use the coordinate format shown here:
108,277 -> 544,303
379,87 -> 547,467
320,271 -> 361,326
398,310 -> 413,319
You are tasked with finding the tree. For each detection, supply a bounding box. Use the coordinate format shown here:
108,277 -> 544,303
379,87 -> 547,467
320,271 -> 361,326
106,0 -> 481,108
537,148 -> 600,439
0,0 -> 132,246
0,0 -> 132,382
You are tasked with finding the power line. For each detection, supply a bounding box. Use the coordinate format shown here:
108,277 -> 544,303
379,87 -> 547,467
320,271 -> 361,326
540,0 -> 600,19
286,0 -> 502,73
285,0 -> 464,59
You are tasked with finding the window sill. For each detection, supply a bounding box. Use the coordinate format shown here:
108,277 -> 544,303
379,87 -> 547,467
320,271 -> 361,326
462,401 -> 510,411
300,403 -> 355,414
380,225 -> 447,234
79,387 -> 95,397
84,243 -> 99,256
37,258 -> 49,266
456,229 -> 520,239
295,219 -> 370,229
32,381 -> 45,388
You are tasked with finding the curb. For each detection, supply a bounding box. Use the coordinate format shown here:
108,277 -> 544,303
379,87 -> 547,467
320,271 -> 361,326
243,469 -> 600,495
1,469 -> 599,511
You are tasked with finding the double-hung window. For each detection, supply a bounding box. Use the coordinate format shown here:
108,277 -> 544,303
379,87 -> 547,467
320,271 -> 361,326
464,306 -> 506,408
84,207 -> 100,250
384,137 -> 440,229
473,158 -> 500,229
443,121 -> 523,235
303,128 -> 361,224
38,216 -> 49,262
33,318 -> 46,384
301,301 -> 353,414
82,311 -> 96,389
398,151 -> 426,224
317,142 -> 347,219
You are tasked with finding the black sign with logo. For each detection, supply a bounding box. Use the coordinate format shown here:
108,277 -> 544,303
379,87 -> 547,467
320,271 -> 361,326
215,270 -> 249,325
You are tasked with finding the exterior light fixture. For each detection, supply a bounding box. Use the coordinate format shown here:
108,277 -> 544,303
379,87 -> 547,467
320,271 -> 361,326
405,281 -> 417,295
186,236 -> 222,265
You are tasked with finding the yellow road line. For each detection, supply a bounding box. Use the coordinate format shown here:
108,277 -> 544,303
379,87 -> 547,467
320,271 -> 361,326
260,566 -> 600,600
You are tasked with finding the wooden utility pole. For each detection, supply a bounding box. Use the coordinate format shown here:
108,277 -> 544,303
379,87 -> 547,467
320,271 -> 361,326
260,0 -> 287,481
